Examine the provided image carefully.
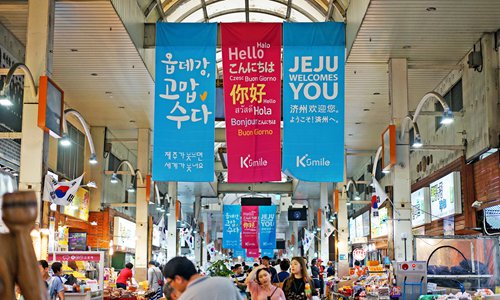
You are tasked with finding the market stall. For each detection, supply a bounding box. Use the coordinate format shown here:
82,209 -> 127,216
48,251 -> 105,300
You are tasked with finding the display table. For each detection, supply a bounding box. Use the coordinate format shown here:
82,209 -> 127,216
65,292 -> 103,300
65,292 -> 91,300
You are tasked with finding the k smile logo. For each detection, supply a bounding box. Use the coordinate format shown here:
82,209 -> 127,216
240,154 -> 268,168
240,155 -> 251,168
296,154 -> 331,167
296,154 -> 309,167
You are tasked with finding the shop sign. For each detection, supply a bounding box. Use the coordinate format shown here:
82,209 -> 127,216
153,23 -> 217,181
339,254 -> 347,260
443,216 -> 454,235
411,187 -> 430,227
50,253 -> 101,262
58,226 -> 69,249
349,218 -> 356,238
221,23 -> 282,182
430,172 -> 462,221
113,217 -> 136,248
0,171 -> 17,233
362,211 -> 370,236
351,236 -> 368,244
355,214 -> 363,238
353,248 -> 367,261
282,22 -> 345,182
63,187 -> 89,221
371,207 -> 389,238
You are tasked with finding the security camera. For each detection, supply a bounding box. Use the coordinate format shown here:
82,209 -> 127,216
472,201 -> 483,208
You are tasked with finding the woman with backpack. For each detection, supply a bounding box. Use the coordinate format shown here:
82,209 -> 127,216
147,261 -> 164,300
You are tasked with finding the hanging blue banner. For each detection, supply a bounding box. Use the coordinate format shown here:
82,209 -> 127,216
259,205 -> 277,249
282,22 -> 345,182
233,247 -> 246,259
223,205 -> 241,249
261,248 -> 275,258
153,23 -> 217,181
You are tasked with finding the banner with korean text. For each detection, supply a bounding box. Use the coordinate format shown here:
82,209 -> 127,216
153,23 -> 217,181
221,23 -> 282,182
241,205 -> 259,248
259,205 -> 276,249
233,247 -> 246,259
283,22 -> 345,182
222,205 -> 241,249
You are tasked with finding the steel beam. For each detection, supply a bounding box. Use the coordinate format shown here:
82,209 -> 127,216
109,203 -> 137,207
155,0 -> 166,20
200,0 -> 209,22
245,0 -> 249,22
0,132 -> 23,139
412,145 -> 466,151
217,182 -> 293,193
285,0 -> 292,20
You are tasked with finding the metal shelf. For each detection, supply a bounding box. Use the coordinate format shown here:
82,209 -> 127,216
427,275 -> 493,278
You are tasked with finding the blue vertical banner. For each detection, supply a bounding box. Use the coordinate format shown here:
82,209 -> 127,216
261,248 -> 275,258
223,205 -> 241,248
259,205 -> 277,249
153,23 -> 217,181
282,23 -> 345,182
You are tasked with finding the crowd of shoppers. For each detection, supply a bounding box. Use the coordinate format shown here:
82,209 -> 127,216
161,255 -> 333,300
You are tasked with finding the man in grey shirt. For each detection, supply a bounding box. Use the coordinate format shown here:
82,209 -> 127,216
163,256 -> 243,300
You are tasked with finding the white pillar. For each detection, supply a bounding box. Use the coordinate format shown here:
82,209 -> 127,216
167,182 -> 178,261
135,129 -> 150,281
292,222 -> 299,256
320,182 -> 329,262
201,212 -> 208,266
307,204 -> 316,262
88,127 -> 105,212
337,184 -> 349,277
194,196 -> 201,266
389,58 -> 413,261
18,0 -> 54,224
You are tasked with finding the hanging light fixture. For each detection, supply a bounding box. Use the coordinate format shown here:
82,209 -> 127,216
412,135 -> 423,148
59,134 -> 71,147
440,109 -> 454,125
110,173 -> 119,184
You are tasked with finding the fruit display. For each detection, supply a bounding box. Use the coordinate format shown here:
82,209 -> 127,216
338,285 -> 353,296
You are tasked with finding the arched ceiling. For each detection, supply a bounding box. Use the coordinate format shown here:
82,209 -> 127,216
158,0 -> 347,23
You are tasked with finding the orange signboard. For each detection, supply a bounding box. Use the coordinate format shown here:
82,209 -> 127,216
38,76 -> 64,138
381,124 -> 396,172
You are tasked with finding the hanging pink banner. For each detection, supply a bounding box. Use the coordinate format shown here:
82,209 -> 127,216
221,23 -> 282,183
241,206 -> 259,248
246,248 -> 260,258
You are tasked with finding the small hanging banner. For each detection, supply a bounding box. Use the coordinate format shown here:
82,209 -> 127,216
153,23 -> 217,181
233,247 -> 246,259
221,23 -> 282,182
261,248 -> 275,258
282,22 -> 345,182
222,205 -> 241,249
246,248 -> 260,258
241,206 -> 259,248
259,205 -> 277,249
